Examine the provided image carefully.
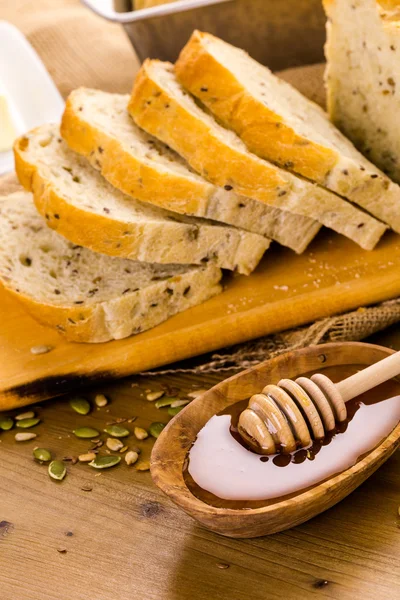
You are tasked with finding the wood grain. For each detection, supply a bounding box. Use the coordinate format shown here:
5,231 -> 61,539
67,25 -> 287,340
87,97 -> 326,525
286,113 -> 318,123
3,227 -> 400,409
0,358 -> 399,600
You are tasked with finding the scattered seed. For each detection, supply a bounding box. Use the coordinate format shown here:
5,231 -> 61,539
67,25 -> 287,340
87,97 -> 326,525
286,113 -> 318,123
71,457 -> 78,465
15,432 -> 37,442
170,400 -> 190,408
81,483 -> 93,492
149,423 -> 165,438
216,563 -> 230,570
134,427 -> 148,440
0,417 -> 14,431
119,445 -> 128,453
78,452 -> 96,463
30,345 -> 52,355
136,461 -> 150,471
33,447 -> 52,462
69,397 -> 91,415
146,391 -> 165,402
155,397 -> 178,409
188,389 -> 207,399
103,425 -> 130,438
127,417 -> 137,423
125,450 -> 139,465
48,460 -> 67,481
106,437 -> 124,452
57,548 -> 67,554
16,417 -> 40,429
94,394 -> 109,408
88,455 -> 121,469
15,411 -> 35,421
168,406 -> 184,417
73,427 -> 100,439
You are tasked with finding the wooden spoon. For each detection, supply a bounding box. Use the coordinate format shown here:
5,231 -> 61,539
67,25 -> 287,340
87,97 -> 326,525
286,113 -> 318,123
151,342 -> 400,538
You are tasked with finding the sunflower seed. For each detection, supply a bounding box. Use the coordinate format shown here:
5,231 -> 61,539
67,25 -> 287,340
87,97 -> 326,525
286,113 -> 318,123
88,455 -> 121,469
15,411 -> 35,421
78,452 -> 96,463
134,427 -> 148,440
30,345 -> 53,355
106,438 -> 124,452
155,397 -> 178,409
15,432 -> 37,442
146,391 -> 164,402
119,445 -> 128,453
136,461 -> 150,471
125,451 -> 139,466
216,563 -> 230,570
48,460 -> 67,481
69,397 -> 91,415
149,423 -> 165,438
0,417 -> 14,431
73,427 -> 100,439
16,418 -> 40,429
170,400 -> 190,408
188,389 -> 207,399
33,447 -> 52,462
94,394 -> 109,408
103,425 -> 130,438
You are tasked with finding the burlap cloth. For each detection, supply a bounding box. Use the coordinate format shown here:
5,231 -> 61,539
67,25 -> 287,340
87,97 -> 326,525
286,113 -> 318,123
1,0 -> 400,373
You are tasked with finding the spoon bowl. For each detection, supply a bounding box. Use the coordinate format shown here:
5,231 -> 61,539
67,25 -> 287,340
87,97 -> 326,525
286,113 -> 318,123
151,342 -> 400,538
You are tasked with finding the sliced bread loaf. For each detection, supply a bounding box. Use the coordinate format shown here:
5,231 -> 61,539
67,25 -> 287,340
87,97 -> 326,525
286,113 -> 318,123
14,125 -> 269,275
176,30 -> 400,233
0,191 -> 222,342
323,0 -> 400,184
61,88 -> 320,254
128,60 -> 387,251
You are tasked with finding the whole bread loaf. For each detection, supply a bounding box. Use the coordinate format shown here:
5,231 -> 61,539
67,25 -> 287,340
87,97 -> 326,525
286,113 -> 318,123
128,60 -> 387,251
61,88 -> 320,254
176,30 -> 400,233
323,0 -> 400,184
0,191 -> 222,342
14,124 -> 269,275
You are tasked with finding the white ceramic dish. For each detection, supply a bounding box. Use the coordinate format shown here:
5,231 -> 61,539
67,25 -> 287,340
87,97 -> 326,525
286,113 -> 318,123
0,22 -> 64,175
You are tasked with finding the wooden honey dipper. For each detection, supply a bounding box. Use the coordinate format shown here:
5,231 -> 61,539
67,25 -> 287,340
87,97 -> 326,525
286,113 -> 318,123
238,351 -> 400,455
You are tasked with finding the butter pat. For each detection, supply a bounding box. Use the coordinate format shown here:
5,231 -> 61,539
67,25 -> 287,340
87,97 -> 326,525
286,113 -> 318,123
0,95 -> 16,152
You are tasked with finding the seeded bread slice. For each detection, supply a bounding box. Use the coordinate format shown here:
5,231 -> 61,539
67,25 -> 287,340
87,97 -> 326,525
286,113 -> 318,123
128,60 -> 386,251
175,31 -> 400,233
323,0 -> 400,185
61,88 -> 320,254
0,192 -> 222,342
14,125 -> 269,275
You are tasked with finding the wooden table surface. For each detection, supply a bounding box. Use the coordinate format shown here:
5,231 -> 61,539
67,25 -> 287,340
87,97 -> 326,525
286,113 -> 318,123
1,328 -> 400,600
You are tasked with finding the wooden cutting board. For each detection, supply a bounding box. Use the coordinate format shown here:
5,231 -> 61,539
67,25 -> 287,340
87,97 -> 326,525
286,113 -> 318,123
2,225 -> 400,410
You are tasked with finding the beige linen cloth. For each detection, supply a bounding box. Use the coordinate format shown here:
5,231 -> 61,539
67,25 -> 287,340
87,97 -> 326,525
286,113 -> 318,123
1,0 -> 400,373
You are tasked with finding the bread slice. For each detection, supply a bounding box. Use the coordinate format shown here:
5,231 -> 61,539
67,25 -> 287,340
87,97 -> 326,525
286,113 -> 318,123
61,88 -> 320,254
0,191 -> 222,342
128,60 -> 386,251
14,125 -> 269,275
323,0 -> 400,185
176,30 -> 400,233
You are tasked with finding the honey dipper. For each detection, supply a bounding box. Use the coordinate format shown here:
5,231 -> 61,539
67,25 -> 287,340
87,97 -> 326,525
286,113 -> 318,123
238,350 -> 400,455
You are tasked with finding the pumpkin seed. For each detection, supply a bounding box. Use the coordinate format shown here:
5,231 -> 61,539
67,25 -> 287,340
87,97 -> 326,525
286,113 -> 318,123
136,461 -> 150,472
146,390 -> 164,402
106,437 -> 124,452
16,417 -> 40,429
125,451 -> 139,466
15,411 -> 35,421
155,397 -> 178,409
78,452 -> 96,463
30,345 -> 52,355
94,394 -> 109,408
149,422 -> 165,438
69,397 -> 91,415
134,427 -> 148,440
170,400 -> 190,408
48,460 -> 67,481
33,447 -> 52,462
103,425 -> 130,438
73,427 -> 100,439
0,417 -> 14,431
88,455 -> 121,469
168,406 -> 184,417
15,432 -> 37,442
